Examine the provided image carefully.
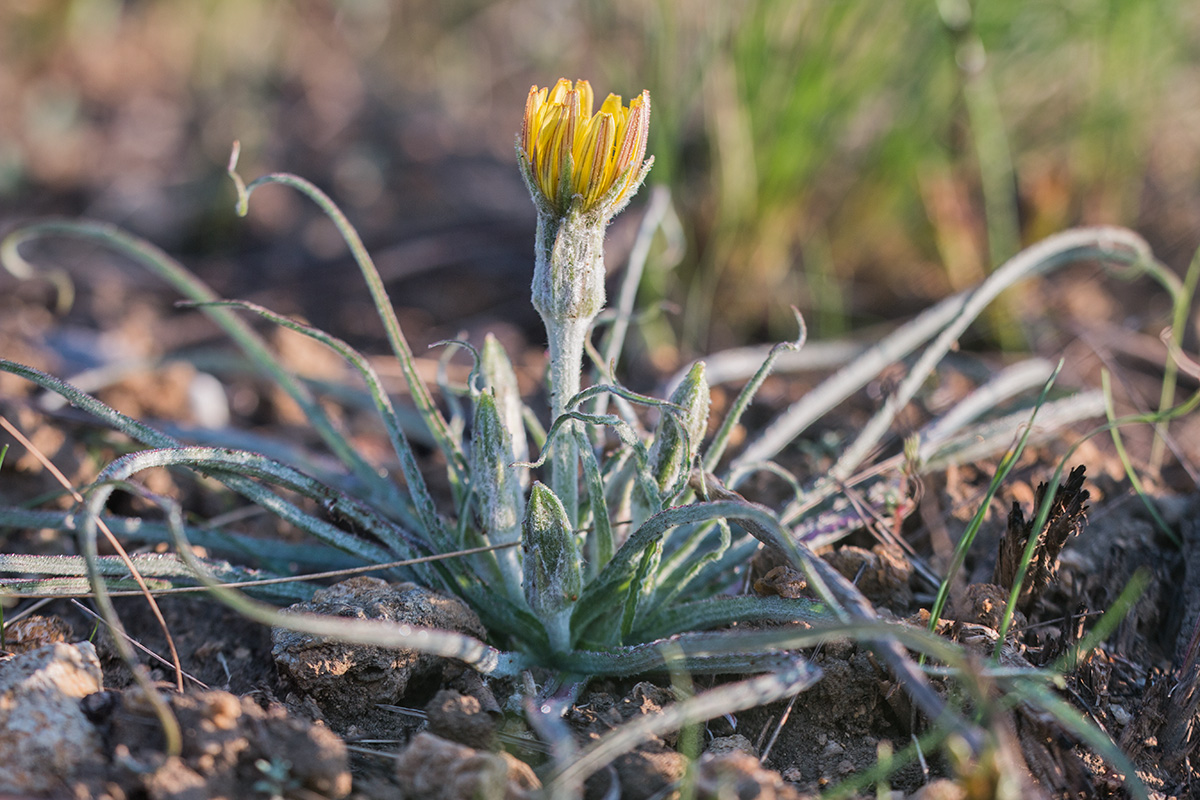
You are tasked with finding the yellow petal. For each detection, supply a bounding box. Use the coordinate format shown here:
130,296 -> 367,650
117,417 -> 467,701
521,79 -> 650,212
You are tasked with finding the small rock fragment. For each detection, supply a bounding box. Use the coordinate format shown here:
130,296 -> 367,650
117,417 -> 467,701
949,583 -> 1013,631
605,740 -> 687,800
705,733 -> 756,758
754,565 -> 809,599
908,778 -> 967,800
824,544 -> 914,608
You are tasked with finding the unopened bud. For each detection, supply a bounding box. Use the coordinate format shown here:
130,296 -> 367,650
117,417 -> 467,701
648,361 -> 710,496
523,482 -> 581,650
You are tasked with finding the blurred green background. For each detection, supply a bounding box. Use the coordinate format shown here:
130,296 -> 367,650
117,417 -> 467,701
3,0 -> 1199,362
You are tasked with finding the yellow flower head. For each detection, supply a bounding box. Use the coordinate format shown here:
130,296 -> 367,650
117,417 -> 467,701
520,79 -> 650,215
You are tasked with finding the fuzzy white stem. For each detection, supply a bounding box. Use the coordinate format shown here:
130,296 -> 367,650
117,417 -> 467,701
532,210 -> 606,523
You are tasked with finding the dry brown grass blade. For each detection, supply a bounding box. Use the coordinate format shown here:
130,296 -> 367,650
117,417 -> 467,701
0,412 -> 185,693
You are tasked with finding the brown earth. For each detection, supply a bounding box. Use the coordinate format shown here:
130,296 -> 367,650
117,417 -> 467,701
1,238 -> 1198,799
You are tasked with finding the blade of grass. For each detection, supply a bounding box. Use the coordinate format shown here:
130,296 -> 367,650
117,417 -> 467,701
1147,244 -> 1198,472
1101,370 -> 1174,543
1055,567 -> 1150,674
925,360 -> 1062,637
703,309 -> 806,472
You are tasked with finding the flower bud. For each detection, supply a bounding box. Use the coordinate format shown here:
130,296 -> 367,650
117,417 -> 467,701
649,361 -> 710,494
519,79 -> 650,217
471,391 -> 526,599
634,362 -> 710,526
522,482 -> 581,650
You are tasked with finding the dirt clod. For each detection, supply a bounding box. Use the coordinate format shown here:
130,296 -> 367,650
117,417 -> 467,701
948,583 -> 1024,632
600,740 -> 688,800
1,613 -> 74,653
394,731 -> 540,800
754,565 -> 808,599
80,686 -> 352,799
572,682 -> 690,799
425,688 -> 497,749
271,577 -> 486,731
824,544 -> 914,610
908,779 -> 966,800
695,750 -> 808,799
705,733 -> 757,757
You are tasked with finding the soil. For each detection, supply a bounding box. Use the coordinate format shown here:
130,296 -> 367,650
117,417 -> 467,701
4,6 -> 1200,795
1,238 -> 1198,800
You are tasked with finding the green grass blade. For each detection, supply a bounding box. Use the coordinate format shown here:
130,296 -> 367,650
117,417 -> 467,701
1101,370 -> 1175,544
1055,567 -> 1150,674
1145,244 -> 1196,471
926,360 -> 1062,635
